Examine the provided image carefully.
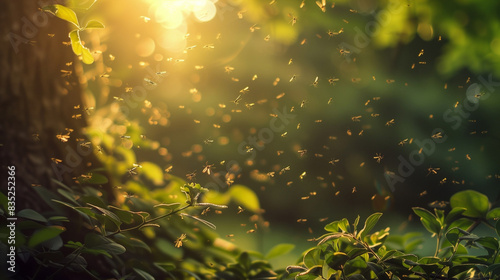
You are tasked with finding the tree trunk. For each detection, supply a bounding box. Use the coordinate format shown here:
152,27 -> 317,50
0,0 -> 113,212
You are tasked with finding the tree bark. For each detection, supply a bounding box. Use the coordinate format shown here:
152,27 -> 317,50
0,0 -> 113,212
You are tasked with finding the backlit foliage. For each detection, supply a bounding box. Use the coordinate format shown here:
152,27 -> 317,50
2,0 -> 500,279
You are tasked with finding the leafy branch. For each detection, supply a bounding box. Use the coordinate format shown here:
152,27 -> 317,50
42,3 -> 104,64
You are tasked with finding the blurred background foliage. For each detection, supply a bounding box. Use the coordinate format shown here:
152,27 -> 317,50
75,0 -> 500,266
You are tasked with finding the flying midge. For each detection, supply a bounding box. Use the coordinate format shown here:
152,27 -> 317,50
186,171 -> 197,181
203,163 -> 214,175
239,86 -> 249,93
316,0 -> 326,12
352,116 -> 362,122
249,24 -> 260,32
427,167 -> 440,176
312,76 -> 319,87
225,66 -> 234,73
144,78 -> 156,85
373,153 -> 383,163
83,107 -> 94,115
288,13 -> 297,26
273,77 -> 280,86
328,77 -> 339,84
174,234 -> 187,248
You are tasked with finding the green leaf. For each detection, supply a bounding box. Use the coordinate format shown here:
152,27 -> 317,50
325,252 -> 349,270
180,183 -> 208,205
366,262 -> 390,280
133,268 -> 155,280
444,207 -> 467,225
485,264 -> 500,276
81,47 -> 94,64
180,213 -> 216,230
128,238 -> 152,253
154,203 -> 181,210
475,237 -> 499,257
448,264 -> 475,277
450,190 -> 490,218
154,262 -> 176,272
17,209 -> 47,223
486,207 -> 500,220
85,233 -> 126,255
229,184 -> 260,212
87,203 -> 122,227
446,227 -> 461,246
84,20 -> 105,29
237,252 -> 251,271
82,172 -> 108,184
303,248 -> 322,268
108,206 -> 144,224
43,5 -> 79,28
140,161 -> 164,186
338,218 -> 350,233
265,243 -> 295,259
413,207 -> 441,234
28,226 -> 66,248
357,212 -> 383,239
353,215 -> 360,232
68,30 -> 94,64
324,220 -> 340,232
69,30 -> 83,55
48,216 -> 70,222
496,220 -> 500,237
65,241 -> 83,249
139,223 -> 160,229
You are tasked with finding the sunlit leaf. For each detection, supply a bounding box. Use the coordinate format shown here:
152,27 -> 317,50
357,213 -> 383,239
140,161 -> 164,186
229,184 -> 260,212
486,207 -> 500,220
84,20 -> 105,29
28,226 -> 66,248
43,5 -> 79,28
324,220 -> 340,232
444,207 -> 467,225
69,30 -> 83,55
450,190 -> 489,218
265,243 -> 295,259
81,47 -> 94,64
338,218 -> 350,233
412,207 -> 441,234
153,203 -> 181,210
